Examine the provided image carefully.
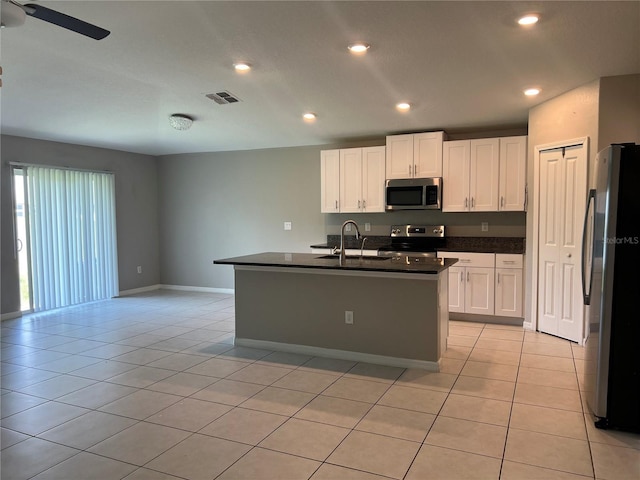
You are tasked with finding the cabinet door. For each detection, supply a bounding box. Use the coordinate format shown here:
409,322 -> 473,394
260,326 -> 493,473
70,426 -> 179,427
414,132 -> 444,177
495,268 -> 523,317
499,136 -> 527,211
465,267 -> 495,315
448,266 -> 465,313
442,140 -> 470,212
362,146 -> 386,212
469,138 -> 499,211
320,150 -> 340,212
386,134 -> 414,179
339,148 -> 363,213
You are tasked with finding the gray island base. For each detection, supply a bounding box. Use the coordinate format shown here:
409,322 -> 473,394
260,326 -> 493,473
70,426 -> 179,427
214,253 -> 456,371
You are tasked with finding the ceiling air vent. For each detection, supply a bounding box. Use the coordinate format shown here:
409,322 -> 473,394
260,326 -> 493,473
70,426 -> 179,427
206,91 -> 241,105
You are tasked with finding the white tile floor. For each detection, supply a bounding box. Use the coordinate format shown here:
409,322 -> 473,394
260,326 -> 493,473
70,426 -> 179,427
1,290 -> 639,479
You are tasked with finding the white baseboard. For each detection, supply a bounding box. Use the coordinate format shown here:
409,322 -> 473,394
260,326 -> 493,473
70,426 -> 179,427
118,284 -> 162,296
118,284 -> 235,296
522,321 -> 535,331
235,337 -> 440,371
1,311 -> 23,321
161,285 -> 235,295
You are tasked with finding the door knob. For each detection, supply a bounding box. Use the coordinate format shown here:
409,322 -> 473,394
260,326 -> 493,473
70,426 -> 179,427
567,253 -> 572,258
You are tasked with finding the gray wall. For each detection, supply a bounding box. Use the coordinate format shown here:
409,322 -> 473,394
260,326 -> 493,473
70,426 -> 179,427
598,74 -> 640,150
158,146 -> 326,290
525,73 -> 640,325
525,79 -> 600,326
1,135 -> 160,315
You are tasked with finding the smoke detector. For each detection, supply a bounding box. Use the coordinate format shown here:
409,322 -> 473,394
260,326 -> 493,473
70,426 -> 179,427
206,91 -> 241,105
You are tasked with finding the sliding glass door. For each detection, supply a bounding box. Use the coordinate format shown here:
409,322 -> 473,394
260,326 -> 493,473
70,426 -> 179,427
12,165 -> 119,312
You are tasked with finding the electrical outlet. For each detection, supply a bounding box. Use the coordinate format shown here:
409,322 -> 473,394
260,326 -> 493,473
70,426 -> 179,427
345,224 -> 352,232
284,221 -> 292,231
481,222 -> 489,232
345,310 -> 354,325
364,223 -> 371,232
137,266 -> 142,274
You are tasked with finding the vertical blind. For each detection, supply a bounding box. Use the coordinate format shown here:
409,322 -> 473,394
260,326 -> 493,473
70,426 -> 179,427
26,166 -> 119,311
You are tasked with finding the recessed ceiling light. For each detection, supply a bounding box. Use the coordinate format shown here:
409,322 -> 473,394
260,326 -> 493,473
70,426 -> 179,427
233,63 -> 251,72
518,14 -> 539,26
303,112 -> 317,121
348,43 -> 370,54
524,88 -> 541,96
396,102 -> 411,111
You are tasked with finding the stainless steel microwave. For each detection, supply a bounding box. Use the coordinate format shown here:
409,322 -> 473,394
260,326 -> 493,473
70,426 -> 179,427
385,177 -> 442,211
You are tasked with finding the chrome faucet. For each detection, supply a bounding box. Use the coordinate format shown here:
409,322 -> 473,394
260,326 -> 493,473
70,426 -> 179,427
340,220 -> 362,265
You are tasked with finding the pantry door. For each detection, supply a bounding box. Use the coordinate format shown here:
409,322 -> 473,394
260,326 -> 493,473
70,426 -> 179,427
537,143 -> 587,342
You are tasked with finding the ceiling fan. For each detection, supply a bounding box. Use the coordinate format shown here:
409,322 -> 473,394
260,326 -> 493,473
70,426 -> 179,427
1,0 -> 110,39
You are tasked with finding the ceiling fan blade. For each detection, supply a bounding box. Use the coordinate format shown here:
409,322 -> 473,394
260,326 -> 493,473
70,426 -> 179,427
24,3 -> 110,40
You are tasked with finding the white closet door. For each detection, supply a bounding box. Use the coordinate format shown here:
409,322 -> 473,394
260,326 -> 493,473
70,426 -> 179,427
537,145 -> 587,342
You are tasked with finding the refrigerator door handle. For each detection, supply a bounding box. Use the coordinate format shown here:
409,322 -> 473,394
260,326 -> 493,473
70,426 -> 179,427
581,189 -> 597,305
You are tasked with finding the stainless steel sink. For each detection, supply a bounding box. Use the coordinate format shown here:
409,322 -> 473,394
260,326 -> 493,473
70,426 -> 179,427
316,255 -> 390,261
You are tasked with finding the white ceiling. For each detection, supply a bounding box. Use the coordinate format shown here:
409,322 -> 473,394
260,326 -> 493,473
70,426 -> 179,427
1,1 -> 638,156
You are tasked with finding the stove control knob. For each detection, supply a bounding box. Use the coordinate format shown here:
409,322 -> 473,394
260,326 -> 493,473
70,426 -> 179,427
433,228 -> 442,234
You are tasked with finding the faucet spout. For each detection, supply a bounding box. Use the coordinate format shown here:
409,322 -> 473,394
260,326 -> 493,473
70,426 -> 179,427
340,220 -> 362,265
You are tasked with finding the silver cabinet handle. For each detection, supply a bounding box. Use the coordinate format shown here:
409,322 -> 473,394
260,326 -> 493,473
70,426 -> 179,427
464,198 -> 468,208
497,272 -> 500,284
500,196 -> 504,208
409,165 -> 412,175
567,253 -> 572,258
414,164 -> 417,176
358,200 -> 361,209
524,184 -> 528,211
335,200 -> 338,210
362,199 -> 366,209
471,197 -> 475,208
461,273 -> 464,283
467,271 -> 470,282
502,260 -> 515,264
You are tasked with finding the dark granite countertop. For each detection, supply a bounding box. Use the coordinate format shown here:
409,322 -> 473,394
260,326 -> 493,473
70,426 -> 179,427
311,236 -> 525,255
214,252 -> 457,275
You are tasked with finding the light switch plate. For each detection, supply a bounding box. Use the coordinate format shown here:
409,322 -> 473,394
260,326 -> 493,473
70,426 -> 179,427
365,223 -> 371,232
284,222 -> 292,231
481,222 -> 489,232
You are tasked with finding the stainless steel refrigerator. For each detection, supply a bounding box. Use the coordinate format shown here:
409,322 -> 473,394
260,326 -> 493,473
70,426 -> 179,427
582,143 -> 640,432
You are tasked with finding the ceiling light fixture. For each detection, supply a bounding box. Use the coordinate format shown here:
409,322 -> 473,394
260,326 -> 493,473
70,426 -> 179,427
303,112 -> 317,122
396,102 -> 411,112
348,43 -> 370,54
233,62 -> 251,72
524,88 -> 541,96
518,14 -> 539,26
169,114 -> 194,130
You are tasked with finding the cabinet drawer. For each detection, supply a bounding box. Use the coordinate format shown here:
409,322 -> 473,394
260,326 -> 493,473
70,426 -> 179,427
496,254 -> 523,268
437,251 -> 495,268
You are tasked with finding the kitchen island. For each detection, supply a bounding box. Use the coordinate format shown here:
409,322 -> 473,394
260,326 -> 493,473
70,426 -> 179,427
214,252 -> 457,371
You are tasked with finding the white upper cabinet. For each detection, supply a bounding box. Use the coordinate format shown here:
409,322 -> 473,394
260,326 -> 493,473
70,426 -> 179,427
499,136 -> 527,211
386,131 -> 444,179
320,149 -> 340,213
443,136 -> 525,212
322,146 -> 385,213
340,148 -> 363,213
469,138 -> 500,212
361,146 -> 386,212
442,140 -> 471,211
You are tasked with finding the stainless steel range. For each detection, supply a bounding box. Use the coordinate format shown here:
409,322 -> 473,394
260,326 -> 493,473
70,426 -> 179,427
377,225 -> 445,258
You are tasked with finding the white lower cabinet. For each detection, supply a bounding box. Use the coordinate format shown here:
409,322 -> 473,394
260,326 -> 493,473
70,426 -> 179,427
439,252 -> 495,315
495,254 -> 524,317
438,252 -> 524,318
